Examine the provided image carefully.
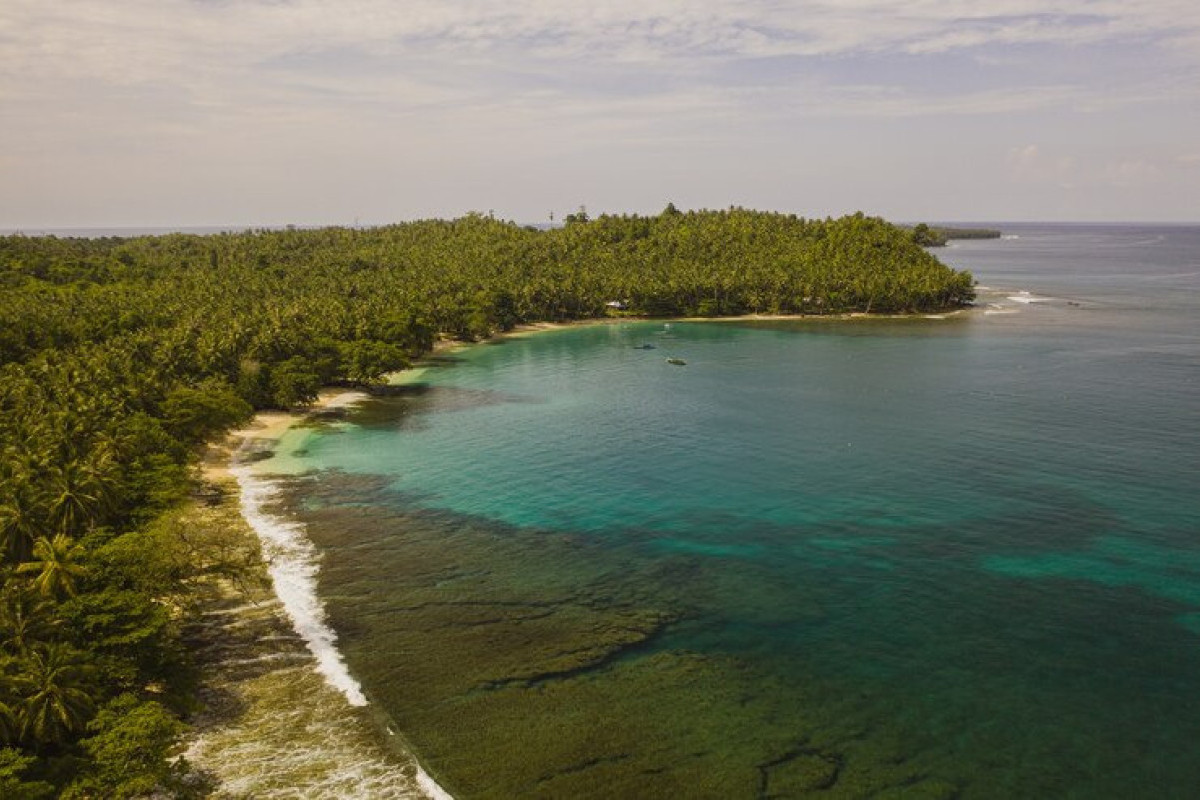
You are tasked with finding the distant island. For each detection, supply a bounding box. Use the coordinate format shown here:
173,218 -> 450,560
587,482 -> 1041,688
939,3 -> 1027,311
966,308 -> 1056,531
907,223 -> 1003,247
0,207 -> 975,796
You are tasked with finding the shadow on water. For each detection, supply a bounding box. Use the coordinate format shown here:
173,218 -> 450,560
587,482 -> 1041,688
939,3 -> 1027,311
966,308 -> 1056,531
347,387 -> 545,432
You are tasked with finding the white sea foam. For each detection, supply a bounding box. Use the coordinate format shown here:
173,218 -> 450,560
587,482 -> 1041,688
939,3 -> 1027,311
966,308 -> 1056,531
1006,290 -> 1049,304
232,461 -> 369,706
186,666 -> 445,799
418,770 -> 456,800
230,450 -> 454,799
1002,234 -> 1020,240
321,390 -> 370,410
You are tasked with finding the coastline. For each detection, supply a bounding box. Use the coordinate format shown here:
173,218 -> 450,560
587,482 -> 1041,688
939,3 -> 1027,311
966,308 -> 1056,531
187,387 -> 452,799
200,387 -> 372,483
440,308 -> 972,348
184,308 -> 973,796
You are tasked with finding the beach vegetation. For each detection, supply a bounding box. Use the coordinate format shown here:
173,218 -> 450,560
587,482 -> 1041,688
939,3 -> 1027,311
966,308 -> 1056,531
66,693 -> 198,799
17,535 -> 86,600
0,748 -> 54,799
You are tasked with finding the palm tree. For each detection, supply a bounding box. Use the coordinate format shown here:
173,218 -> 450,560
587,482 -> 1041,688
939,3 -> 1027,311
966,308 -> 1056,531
0,701 -> 16,745
0,660 -> 20,746
0,586 -> 58,655
44,447 -> 116,535
0,493 -> 41,564
17,534 -> 87,599
17,643 -> 95,747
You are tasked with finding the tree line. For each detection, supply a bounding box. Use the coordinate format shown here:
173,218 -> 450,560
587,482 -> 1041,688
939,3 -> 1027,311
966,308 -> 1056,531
908,223 -> 1002,247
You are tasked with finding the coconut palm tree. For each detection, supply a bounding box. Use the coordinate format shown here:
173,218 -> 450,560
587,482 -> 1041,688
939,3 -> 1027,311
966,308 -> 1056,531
17,643 -> 95,747
0,658 -> 21,746
44,448 -> 116,535
0,701 -> 16,746
0,587 -> 58,656
0,493 -> 42,564
17,534 -> 87,599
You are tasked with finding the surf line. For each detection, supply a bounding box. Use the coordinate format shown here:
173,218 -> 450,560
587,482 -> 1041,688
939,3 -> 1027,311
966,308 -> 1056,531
231,458 -> 369,706
230,453 -> 456,800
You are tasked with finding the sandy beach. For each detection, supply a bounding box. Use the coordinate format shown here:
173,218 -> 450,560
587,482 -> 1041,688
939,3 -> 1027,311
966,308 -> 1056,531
201,387 -> 370,483
483,311 -> 970,345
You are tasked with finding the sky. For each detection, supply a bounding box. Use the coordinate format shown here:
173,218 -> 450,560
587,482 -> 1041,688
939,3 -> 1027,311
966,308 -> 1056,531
2,1 -> 1199,227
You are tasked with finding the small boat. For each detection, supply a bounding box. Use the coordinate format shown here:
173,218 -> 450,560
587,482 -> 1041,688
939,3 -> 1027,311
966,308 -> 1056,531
633,344 -> 657,350
666,357 -> 687,366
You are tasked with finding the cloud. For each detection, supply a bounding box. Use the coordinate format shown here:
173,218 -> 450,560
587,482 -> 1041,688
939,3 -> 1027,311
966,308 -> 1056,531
1007,144 -> 1079,187
1105,159 -> 1161,186
1006,145 -> 1183,192
4,0 -> 1194,130
6,1 -> 1200,87
2,1 -> 1199,224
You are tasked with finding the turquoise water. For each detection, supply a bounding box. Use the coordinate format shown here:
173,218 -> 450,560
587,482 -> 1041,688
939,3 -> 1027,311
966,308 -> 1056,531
266,224 -> 1200,797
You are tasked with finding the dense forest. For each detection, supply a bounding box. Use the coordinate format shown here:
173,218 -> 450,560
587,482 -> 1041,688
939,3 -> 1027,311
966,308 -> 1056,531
0,208 -> 973,796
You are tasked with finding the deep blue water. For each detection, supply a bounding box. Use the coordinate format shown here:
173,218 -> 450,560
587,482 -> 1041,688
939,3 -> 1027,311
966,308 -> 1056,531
265,224 -> 1200,798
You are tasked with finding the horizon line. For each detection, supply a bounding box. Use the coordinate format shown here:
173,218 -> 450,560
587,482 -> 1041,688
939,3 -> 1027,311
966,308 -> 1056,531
3,218 -> 1199,237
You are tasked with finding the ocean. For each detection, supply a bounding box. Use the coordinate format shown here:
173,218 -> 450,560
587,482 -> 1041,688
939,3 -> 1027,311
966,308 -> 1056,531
237,224 -> 1200,798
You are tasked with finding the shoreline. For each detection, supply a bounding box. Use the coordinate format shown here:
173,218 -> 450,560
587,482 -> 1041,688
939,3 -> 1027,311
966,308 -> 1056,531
435,307 -> 972,349
190,388 -> 453,799
186,308 -> 972,796
200,387 -> 371,482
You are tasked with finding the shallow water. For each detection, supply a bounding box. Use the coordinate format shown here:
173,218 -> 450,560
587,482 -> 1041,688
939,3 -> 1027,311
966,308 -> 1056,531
261,224 -> 1200,797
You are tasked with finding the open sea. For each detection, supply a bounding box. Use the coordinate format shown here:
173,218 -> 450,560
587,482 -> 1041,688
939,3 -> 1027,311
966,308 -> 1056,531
241,224 -> 1200,798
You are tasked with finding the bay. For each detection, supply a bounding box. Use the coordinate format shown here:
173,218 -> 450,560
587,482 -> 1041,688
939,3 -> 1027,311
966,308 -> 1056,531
260,223 -> 1200,798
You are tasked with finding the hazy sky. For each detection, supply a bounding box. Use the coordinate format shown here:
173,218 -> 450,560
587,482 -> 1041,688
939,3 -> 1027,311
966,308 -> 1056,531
3,1 -> 1199,226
